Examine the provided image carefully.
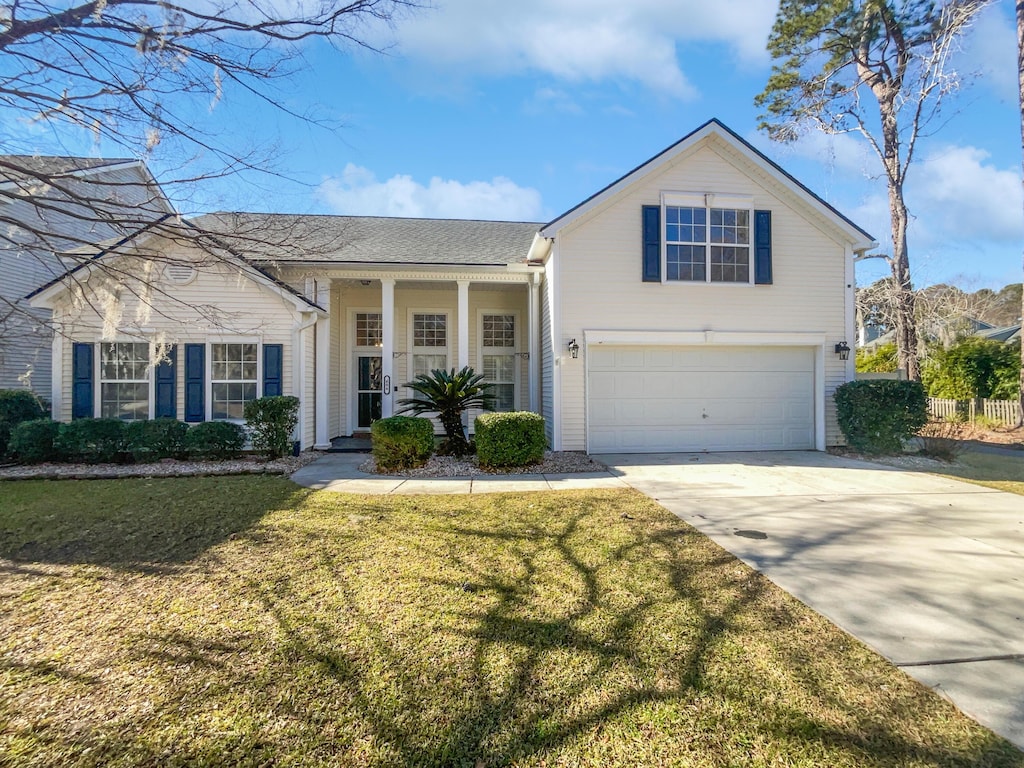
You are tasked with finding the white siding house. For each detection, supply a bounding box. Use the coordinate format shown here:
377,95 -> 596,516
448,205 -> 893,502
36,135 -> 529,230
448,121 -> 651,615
29,120 -> 874,453
0,157 -> 174,395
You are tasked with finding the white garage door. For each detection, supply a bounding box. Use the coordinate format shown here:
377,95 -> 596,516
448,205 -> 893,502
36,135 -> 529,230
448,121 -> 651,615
587,345 -> 815,453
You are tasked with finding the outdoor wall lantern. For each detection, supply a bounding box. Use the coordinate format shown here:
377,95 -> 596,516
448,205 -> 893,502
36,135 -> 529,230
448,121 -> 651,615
834,341 -> 851,361
568,338 -> 580,359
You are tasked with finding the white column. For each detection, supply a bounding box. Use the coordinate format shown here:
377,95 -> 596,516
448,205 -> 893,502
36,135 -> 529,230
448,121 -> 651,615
457,279 -> 470,370
313,280 -> 331,449
381,278 -> 395,418
528,276 -> 540,413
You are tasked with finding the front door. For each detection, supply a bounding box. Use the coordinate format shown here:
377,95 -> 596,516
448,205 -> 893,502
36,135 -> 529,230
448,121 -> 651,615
356,354 -> 382,429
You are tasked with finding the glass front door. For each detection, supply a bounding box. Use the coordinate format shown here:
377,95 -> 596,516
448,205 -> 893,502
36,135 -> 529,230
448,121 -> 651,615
356,355 -> 382,429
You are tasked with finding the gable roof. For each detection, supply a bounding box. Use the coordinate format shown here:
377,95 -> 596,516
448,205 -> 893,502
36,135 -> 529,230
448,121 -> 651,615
26,214 -> 324,313
0,155 -> 137,182
540,118 -> 876,250
191,212 -> 541,267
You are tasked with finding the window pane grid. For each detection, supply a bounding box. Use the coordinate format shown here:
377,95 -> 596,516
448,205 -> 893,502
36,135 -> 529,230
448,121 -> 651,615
356,313 -> 382,347
482,314 -> 515,347
211,343 -> 258,420
100,343 -> 149,420
413,314 -> 447,348
665,205 -> 750,283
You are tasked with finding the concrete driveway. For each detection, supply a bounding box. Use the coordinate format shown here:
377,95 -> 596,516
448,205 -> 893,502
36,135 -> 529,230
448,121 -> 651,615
597,450 -> 1024,750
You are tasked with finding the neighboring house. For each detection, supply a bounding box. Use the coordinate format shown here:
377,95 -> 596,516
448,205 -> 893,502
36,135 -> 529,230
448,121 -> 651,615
28,119 -> 874,453
0,156 -> 174,395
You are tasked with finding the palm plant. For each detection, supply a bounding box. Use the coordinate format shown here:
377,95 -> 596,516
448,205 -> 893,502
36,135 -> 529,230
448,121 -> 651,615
397,366 -> 495,456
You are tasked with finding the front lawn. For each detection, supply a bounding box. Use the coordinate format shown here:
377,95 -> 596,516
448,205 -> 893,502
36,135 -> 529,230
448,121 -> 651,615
1,478 -> 1019,767
930,450 -> 1024,496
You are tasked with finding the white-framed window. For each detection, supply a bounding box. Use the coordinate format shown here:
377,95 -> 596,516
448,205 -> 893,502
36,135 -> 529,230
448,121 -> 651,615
410,312 -> 448,389
209,341 -> 258,420
99,341 -> 150,420
480,312 -> 517,412
355,312 -> 382,348
664,193 -> 752,284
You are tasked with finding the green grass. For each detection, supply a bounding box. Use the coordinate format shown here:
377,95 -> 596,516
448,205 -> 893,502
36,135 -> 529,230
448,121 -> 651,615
1,478 -> 1020,767
925,450 -> 1024,496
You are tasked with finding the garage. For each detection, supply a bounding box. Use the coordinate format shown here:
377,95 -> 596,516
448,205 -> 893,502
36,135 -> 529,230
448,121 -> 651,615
586,345 -> 816,453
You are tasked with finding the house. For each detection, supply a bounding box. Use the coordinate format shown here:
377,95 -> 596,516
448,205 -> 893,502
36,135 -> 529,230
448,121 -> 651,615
0,156 -> 174,395
27,119 -> 875,453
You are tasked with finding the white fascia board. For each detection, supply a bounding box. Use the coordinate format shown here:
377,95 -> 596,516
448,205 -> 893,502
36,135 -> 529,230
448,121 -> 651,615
584,330 -> 827,346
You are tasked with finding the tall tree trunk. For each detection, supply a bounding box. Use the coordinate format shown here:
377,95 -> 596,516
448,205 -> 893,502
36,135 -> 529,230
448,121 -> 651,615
1017,0 -> 1024,427
877,91 -> 920,380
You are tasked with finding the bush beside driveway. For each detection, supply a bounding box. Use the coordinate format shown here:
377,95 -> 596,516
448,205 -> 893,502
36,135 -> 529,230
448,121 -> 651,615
1,477 -> 1019,766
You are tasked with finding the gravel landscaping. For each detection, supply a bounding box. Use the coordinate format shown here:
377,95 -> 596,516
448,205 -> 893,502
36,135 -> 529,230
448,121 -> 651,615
0,451 -> 321,481
358,450 -> 607,476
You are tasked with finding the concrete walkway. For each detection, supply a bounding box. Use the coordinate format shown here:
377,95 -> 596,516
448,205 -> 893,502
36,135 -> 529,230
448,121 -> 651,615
290,452 -> 629,494
291,448 -> 1024,749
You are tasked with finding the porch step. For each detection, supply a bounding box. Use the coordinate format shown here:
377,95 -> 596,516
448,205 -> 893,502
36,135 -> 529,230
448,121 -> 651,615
327,436 -> 372,453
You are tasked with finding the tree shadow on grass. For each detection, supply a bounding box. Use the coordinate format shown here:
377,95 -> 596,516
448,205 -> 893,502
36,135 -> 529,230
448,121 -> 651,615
0,475 -> 309,570
3,490 -> 1020,766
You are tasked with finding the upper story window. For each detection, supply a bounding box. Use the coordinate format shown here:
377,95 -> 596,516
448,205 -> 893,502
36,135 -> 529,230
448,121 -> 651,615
662,193 -> 753,284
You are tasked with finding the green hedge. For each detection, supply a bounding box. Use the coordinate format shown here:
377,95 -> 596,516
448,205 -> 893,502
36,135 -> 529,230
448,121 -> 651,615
474,411 -> 546,468
55,418 -> 128,464
125,418 -> 190,463
371,416 -> 434,471
834,380 -> 928,455
183,421 -> 246,460
7,419 -> 61,464
244,395 -> 300,459
0,389 -> 47,456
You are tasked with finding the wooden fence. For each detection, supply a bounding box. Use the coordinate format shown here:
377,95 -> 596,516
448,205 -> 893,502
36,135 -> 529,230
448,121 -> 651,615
928,397 -> 1022,425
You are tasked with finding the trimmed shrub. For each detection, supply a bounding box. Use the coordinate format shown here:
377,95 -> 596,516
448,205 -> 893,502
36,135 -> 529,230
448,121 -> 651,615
244,395 -> 300,459
125,418 -> 189,463
834,380 -> 928,455
0,389 -> 47,456
371,416 -> 434,471
7,419 -> 61,464
475,411 -> 547,468
55,418 -> 127,464
184,421 -> 246,460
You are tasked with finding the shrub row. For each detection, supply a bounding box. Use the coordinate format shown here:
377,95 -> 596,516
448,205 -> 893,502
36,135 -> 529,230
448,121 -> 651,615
6,418 -> 248,465
370,411 -> 547,471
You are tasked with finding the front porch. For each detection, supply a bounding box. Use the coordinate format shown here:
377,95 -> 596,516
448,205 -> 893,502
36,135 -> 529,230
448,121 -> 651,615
295,268 -> 544,449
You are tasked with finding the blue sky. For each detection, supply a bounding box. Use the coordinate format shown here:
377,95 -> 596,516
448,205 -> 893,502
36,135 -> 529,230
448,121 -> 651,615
18,0 -> 1024,291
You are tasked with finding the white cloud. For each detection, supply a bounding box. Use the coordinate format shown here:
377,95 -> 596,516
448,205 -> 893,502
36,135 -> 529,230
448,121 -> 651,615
372,0 -> 777,96
317,163 -> 544,220
525,88 -> 582,115
911,145 -> 1023,243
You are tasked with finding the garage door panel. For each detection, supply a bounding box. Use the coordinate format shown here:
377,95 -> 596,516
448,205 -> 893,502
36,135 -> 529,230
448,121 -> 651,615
587,345 -> 815,453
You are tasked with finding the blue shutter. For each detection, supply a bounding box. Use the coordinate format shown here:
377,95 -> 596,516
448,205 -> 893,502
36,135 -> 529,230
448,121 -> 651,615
71,343 -> 94,420
642,205 -> 661,282
754,209 -> 772,285
155,346 -> 177,419
263,344 -> 283,397
184,343 -> 205,422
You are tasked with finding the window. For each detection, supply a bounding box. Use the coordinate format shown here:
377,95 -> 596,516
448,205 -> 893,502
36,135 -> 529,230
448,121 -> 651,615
210,342 -> 258,420
100,342 -> 149,420
665,202 -> 750,283
355,312 -> 382,347
481,313 -> 516,411
411,313 -> 448,385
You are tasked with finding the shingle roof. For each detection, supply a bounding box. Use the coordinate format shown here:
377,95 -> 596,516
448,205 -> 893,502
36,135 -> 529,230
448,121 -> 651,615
0,155 -> 136,183
190,212 -> 541,267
